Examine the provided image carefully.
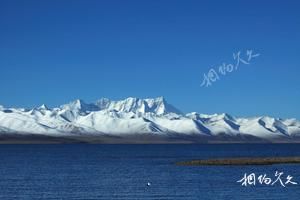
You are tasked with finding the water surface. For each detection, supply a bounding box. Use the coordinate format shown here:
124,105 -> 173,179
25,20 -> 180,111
0,144 -> 299,199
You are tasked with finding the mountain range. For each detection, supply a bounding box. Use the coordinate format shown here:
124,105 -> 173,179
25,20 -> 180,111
0,97 -> 299,143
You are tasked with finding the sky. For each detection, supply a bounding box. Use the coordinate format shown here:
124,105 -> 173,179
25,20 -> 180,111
0,0 -> 299,119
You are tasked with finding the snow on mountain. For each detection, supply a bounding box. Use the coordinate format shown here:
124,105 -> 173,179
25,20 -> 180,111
58,99 -> 100,122
187,113 -> 240,135
0,97 -> 299,142
282,118 -> 300,136
95,97 -> 182,115
234,117 -> 291,139
75,110 -> 169,135
0,109 -> 57,135
61,99 -> 100,113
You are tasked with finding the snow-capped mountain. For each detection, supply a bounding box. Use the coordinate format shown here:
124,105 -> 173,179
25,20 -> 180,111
94,97 -> 182,115
0,97 -> 299,143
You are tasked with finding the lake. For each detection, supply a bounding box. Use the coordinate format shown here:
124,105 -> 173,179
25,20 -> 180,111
0,144 -> 299,199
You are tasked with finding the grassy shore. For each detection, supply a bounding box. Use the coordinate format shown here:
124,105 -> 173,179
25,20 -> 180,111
176,157 -> 300,166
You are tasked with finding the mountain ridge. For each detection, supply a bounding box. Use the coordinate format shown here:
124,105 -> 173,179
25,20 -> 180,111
0,97 -> 299,143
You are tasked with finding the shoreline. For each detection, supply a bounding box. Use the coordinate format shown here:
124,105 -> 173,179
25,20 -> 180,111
176,157 -> 300,166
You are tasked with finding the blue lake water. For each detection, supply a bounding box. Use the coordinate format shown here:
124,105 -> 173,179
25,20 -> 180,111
0,144 -> 300,199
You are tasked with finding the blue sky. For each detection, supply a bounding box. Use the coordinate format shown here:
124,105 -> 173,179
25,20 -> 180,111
0,0 -> 299,119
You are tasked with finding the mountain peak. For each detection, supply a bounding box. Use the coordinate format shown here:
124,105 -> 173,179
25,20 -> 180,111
62,99 -> 84,109
144,97 -> 181,115
155,96 -> 165,102
95,98 -> 111,109
61,99 -> 99,113
74,99 -> 85,106
37,104 -> 49,110
94,97 -> 182,115
219,113 -> 235,120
